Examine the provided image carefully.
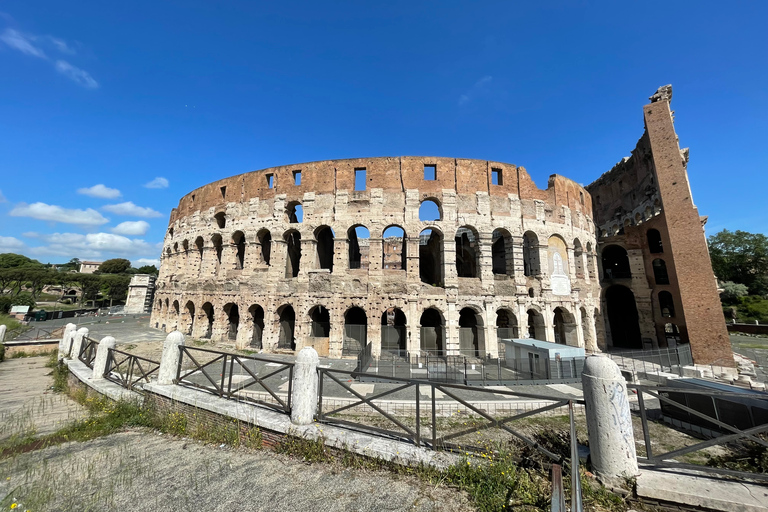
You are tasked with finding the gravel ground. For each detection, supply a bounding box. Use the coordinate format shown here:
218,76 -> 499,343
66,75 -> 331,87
0,431 -> 474,512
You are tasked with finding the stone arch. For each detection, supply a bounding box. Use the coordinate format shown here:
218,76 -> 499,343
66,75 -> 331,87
523,231 -> 540,276
605,285 -> 642,349
214,211 -> 226,229
183,301 -> 195,335
382,225 -> 406,271
419,227 -> 443,286
458,306 -> 485,357
420,307 -> 445,355
284,229 -> 301,278
526,308 -> 546,341
573,238 -> 584,278
182,239 -> 189,252
200,302 -> 214,339
315,226 -> 335,272
418,198 -> 442,221
276,305 -> 296,350
492,228 -> 513,276
659,290 -> 675,317
602,245 -> 631,279
173,242 -> 179,253
553,306 -> 578,346
647,229 -> 663,254
381,307 -> 407,354
343,306 -> 367,356
347,225 -> 370,270
211,234 -> 223,266
257,228 -> 272,266
248,304 -> 265,349
231,231 -> 246,270
495,308 -> 519,339
286,201 -> 303,223
652,258 -> 669,285
455,226 -> 480,278
308,305 -> 330,338
223,303 -> 239,341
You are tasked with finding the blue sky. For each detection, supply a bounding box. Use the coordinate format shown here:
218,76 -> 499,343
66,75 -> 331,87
1,1 -> 766,266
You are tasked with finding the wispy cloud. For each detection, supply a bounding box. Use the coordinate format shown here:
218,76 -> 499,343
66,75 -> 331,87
111,220 -> 150,236
458,75 -> 493,106
144,177 -> 169,189
0,236 -> 25,252
134,258 -> 160,267
28,232 -> 157,259
102,201 -> 162,218
10,202 -> 109,226
0,189 -> 6,203
0,27 -> 98,89
77,184 -> 121,199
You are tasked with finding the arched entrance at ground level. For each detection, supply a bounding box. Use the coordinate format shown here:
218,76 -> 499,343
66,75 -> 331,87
420,308 -> 444,355
201,302 -> 214,339
343,307 -> 367,356
458,308 -> 485,357
309,306 -> 330,338
224,303 -> 239,341
553,307 -> 578,346
381,308 -> 406,354
277,306 -> 296,350
605,285 -> 642,349
527,309 -> 546,341
496,309 -> 519,339
249,305 -> 264,349
183,301 -> 195,335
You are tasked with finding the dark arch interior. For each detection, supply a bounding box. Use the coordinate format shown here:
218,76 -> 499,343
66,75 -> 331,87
249,304 -> 264,349
233,232 -> 246,269
225,303 -> 239,341
285,231 -> 301,277
647,229 -> 663,254
343,306 -> 368,356
419,229 -> 443,286
527,309 -> 546,341
310,306 -> 330,337
381,308 -> 407,353
201,302 -> 214,339
316,226 -> 334,272
258,230 -> 271,265
420,308 -> 444,355
606,285 -> 642,349
277,306 -> 296,350
458,307 -> 484,356
602,245 -> 631,279
455,228 -> 479,278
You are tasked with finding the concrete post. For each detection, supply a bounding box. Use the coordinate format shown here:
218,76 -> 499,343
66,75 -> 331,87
70,327 -> 89,360
158,331 -> 185,385
0,324 -> 5,342
582,355 -> 639,485
58,323 -> 77,360
290,346 -> 319,425
91,336 -> 116,380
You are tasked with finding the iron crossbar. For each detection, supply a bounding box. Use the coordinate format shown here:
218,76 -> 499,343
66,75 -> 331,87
78,336 -> 99,369
104,349 -> 160,390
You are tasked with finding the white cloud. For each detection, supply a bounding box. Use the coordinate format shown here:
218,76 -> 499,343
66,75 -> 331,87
458,75 -> 493,106
55,60 -> 98,89
0,28 -> 46,58
77,184 -> 121,199
0,189 -> 6,203
10,202 -> 109,226
102,202 -> 162,218
47,36 -> 75,55
144,177 -> 169,189
0,236 -> 25,252
111,220 -> 150,236
29,232 -> 158,259
134,258 -> 160,267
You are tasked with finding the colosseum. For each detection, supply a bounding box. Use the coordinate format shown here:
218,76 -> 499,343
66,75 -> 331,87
151,86 -> 733,366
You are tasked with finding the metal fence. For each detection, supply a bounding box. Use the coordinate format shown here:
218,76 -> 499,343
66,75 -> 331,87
78,336 -> 99,369
104,349 -> 160,390
343,324 -> 366,357
175,345 -> 294,414
596,344 -> 693,376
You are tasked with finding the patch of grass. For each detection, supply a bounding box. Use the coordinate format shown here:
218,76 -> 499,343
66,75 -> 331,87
8,348 -> 58,359
707,434 -> 768,473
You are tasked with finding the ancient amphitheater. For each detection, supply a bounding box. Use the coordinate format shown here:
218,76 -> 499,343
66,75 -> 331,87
151,157 -> 602,359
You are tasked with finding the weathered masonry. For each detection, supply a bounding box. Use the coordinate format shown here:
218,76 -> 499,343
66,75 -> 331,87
151,85 -> 732,365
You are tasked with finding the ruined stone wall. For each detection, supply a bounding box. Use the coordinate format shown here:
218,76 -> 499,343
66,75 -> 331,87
152,157 -> 602,358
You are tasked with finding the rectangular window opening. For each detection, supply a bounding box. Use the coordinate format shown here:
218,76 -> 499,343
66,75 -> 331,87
579,191 -> 584,206
266,174 -> 274,189
354,168 -> 367,191
491,168 -> 503,186
220,186 -> 226,199
424,164 -> 436,181
191,194 -> 195,202
293,170 -> 301,186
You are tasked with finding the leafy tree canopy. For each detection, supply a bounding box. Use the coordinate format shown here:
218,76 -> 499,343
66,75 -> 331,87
0,253 -> 44,269
98,258 -> 132,274
708,229 -> 768,295
0,293 -> 36,314
136,265 -> 158,275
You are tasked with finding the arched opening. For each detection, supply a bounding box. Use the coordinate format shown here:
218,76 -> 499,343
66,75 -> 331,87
232,231 -> 246,269
458,307 -> 484,357
173,242 -> 179,253
496,309 -> 519,340
647,229 -> 663,253
574,239 -> 585,278
419,228 -> 443,286
381,308 -> 407,354
553,307 -> 578,346
527,309 -> 546,341
182,239 -> 189,253
284,230 -> 301,278
659,291 -> 675,317
343,307 -> 367,356
172,300 -> 180,317
211,234 -> 223,266
248,304 -> 264,349
606,285 -> 642,349
455,226 -> 479,278
347,225 -> 370,270
580,307 -> 594,350
214,212 -> 226,229
224,303 -> 239,341
492,229 -> 513,276
309,305 -> 330,338
195,237 -> 204,273
315,226 -> 334,272
420,308 -> 444,355
652,258 -> 669,285
602,245 -> 631,279
418,199 -> 441,221
286,202 -> 303,223
183,301 -> 195,335
382,226 -> 406,270
277,305 -> 296,351
664,323 -> 681,347
257,229 -> 271,266
523,231 -> 540,276
201,302 -> 214,339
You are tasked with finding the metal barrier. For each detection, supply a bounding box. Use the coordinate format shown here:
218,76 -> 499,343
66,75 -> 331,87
599,344 -> 693,376
104,349 -> 160,390
78,336 -> 99,369
629,384 -> 768,481
175,345 -> 293,414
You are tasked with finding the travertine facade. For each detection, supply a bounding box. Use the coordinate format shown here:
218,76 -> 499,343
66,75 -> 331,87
152,156 -> 601,358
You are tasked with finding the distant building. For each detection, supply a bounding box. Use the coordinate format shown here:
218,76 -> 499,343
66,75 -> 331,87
79,261 -> 102,274
124,274 -> 157,314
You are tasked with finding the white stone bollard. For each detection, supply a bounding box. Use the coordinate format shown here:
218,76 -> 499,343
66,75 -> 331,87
157,331 -> 185,385
582,355 -> 639,485
291,347 -> 319,425
70,327 -> 89,360
0,324 -> 6,343
91,336 -> 116,380
59,323 -> 77,360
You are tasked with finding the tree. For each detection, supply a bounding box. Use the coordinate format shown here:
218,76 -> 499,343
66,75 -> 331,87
102,274 -> 130,306
136,265 -> 158,275
0,253 -> 44,269
720,281 -> 749,304
57,258 -> 81,272
708,230 -> 768,295
98,258 -> 132,274
0,293 -> 35,314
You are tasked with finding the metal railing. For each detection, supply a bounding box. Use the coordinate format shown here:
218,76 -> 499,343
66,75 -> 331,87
104,349 -> 160,390
596,344 -> 693,376
175,345 -> 293,414
629,384 -> 768,481
78,336 -> 99,369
